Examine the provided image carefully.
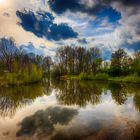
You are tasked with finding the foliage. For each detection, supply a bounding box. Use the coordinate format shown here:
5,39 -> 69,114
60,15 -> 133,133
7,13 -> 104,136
123,74 -> 140,83
79,72 -> 94,80
133,50 -> 140,76
78,72 -> 109,81
55,46 -> 102,75
0,37 -> 50,86
1,37 -> 140,85
52,46 -> 140,83
95,73 -> 109,81
5,65 -> 43,85
110,49 -> 131,77
107,74 -> 140,83
51,65 -> 61,79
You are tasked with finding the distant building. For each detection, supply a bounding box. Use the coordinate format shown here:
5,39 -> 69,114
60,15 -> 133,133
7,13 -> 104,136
101,60 -> 111,69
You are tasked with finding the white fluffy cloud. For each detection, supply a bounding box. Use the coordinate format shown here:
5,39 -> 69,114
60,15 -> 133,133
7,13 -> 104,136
0,0 -> 140,58
80,1 -> 140,55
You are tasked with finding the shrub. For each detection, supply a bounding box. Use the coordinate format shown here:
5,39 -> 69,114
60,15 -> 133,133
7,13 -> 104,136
5,65 -> 43,85
108,67 -> 122,77
95,73 -> 109,81
6,73 -> 19,85
123,74 -> 140,83
79,72 -> 94,80
29,64 -> 43,82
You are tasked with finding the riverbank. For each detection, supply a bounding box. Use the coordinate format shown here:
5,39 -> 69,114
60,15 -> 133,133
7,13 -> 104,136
60,73 -> 140,84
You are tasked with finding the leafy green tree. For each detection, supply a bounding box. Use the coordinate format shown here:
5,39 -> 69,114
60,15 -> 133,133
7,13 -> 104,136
110,49 -> 127,76
133,50 -> 140,76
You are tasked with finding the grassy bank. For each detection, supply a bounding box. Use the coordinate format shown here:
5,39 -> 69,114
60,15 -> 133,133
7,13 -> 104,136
60,73 -> 140,84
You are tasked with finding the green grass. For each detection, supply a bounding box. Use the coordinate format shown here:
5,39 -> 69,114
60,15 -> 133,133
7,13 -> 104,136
94,73 -> 109,81
108,77 -> 124,82
79,72 -> 94,80
60,73 -> 109,81
77,72 -> 109,81
60,75 -> 79,80
108,75 -> 140,83
122,75 -> 140,83
60,73 -> 140,84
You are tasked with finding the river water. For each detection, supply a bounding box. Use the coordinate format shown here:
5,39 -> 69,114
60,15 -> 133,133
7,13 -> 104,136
0,80 -> 139,140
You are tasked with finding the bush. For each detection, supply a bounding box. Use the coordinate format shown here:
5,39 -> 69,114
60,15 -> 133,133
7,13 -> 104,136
79,72 -> 94,80
29,64 -> 43,82
6,73 -> 18,85
123,74 -> 140,83
5,65 -> 43,85
95,73 -> 109,81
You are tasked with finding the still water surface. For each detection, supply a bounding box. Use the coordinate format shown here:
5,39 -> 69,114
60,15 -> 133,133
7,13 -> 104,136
0,80 -> 139,140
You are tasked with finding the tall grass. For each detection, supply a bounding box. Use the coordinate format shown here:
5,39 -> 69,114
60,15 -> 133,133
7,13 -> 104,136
79,72 -> 94,80
123,74 -> 140,83
94,73 -> 109,81
59,73 -> 140,84
79,72 -> 109,81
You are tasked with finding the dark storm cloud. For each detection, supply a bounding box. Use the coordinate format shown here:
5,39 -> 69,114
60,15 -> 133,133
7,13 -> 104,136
48,0 -> 140,15
104,0 -> 140,6
48,0 -> 106,16
16,10 -> 78,41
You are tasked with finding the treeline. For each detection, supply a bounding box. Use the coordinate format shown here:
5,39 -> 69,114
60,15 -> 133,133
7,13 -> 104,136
0,38 -> 52,86
52,46 -> 140,81
1,37 -> 140,85
52,46 -> 102,77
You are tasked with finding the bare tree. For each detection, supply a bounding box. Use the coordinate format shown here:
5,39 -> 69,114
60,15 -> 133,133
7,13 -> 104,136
0,37 -> 19,72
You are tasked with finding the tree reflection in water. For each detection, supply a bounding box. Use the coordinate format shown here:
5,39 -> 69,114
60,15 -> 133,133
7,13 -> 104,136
0,80 -> 139,140
0,82 -> 52,118
53,80 -> 104,107
53,80 -> 140,111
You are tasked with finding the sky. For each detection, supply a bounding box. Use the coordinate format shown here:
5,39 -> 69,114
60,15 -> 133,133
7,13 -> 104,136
0,0 -> 140,59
